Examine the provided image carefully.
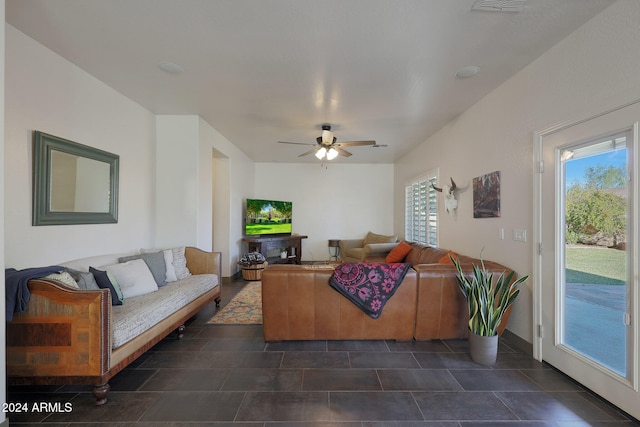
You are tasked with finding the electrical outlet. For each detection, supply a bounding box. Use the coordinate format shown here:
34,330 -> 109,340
513,229 -> 527,242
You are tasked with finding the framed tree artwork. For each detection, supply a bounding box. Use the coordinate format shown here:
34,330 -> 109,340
473,171 -> 501,218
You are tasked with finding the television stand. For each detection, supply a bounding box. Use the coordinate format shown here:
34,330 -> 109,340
242,235 -> 308,265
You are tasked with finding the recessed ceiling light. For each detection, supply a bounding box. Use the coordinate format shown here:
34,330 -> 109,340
455,65 -> 480,79
158,61 -> 184,74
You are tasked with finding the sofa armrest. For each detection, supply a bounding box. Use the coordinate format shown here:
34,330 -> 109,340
185,247 -> 222,278
338,239 -> 364,253
363,242 -> 398,256
412,263 -> 515,340
7,279 -> 111,378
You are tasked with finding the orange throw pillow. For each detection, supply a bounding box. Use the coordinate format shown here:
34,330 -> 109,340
386,241 -> 412,263
438,250 -> 459,264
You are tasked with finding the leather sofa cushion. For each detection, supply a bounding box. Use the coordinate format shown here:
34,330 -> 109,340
404,244 -> 477,266
404,243 -> 448,265
438,250 -> 459,264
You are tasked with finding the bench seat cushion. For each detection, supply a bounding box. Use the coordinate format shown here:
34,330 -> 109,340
111,274 -> 218,348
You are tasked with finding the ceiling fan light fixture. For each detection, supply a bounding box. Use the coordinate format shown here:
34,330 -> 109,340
322,129 -> 333,144
315,147 -> 327,159
278,123 -> 375,159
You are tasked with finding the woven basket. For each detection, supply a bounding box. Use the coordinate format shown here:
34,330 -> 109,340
241,261 -> 268,281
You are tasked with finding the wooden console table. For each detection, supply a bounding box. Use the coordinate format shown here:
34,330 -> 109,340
242,235 -> 308,264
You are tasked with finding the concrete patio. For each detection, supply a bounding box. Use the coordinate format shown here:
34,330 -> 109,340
565,283 -> 626,374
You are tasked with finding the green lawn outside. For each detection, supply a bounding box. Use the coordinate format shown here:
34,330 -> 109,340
565,246 -> 625,286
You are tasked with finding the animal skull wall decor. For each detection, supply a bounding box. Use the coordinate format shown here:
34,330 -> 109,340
432,177 -> 458,215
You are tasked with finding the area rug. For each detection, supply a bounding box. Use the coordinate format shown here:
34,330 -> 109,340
208,281 -> 262,325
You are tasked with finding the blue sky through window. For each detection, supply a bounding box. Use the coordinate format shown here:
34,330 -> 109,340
565,148 -> 626,187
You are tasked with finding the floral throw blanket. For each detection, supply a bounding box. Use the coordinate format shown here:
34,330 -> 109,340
329,262 -> 412,319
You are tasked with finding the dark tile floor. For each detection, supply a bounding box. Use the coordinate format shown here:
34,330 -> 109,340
7,277 -> 640,426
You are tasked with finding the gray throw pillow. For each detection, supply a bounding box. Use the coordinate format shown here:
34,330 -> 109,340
64,267 -> 100,290
119,251 -> 167,287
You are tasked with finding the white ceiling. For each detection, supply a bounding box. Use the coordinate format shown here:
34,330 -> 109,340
6,0 -> 614,163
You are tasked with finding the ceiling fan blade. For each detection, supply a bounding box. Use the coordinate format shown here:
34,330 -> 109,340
333,146 -> 352,157
278,141 -> 316,146
335,140 -> 376,147
298,147 -> 320,157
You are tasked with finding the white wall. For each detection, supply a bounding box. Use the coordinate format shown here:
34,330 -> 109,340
212,152 -> 231,272
3,22 -> 256,276
5,25 -> 156,268
154,116 -> 255,277
198,117 -> 255,277
154,115 -> 200,249
394,0 -> 640,343
198,122 -> 214,251
254,163 -> 395,262
1,2 -> 7,424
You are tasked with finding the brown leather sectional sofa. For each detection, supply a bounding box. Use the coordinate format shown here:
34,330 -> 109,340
402,243 -> 514,340
262,264 -> 417,341
261,242 -> 515,341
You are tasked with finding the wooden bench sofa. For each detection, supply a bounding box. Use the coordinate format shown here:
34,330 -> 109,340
6,247 -> 221,405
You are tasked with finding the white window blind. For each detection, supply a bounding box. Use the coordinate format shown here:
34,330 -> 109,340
405,171 -> 438,246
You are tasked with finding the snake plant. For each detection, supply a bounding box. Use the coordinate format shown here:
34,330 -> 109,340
451,254 -> 528,337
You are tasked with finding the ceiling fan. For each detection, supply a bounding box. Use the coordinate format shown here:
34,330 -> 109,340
278,124 -> 376,160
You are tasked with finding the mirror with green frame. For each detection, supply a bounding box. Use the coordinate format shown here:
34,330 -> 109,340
32,131 -> 119,225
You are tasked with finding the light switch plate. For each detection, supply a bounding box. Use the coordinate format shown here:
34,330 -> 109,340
513,229 -> 527,242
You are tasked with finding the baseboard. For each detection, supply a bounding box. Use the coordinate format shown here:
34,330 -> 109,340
502,329 -> 533,355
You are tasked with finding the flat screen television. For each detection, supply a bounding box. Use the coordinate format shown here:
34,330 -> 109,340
245,198 -> 293,236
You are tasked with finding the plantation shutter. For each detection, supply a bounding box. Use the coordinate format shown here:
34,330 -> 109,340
405,171 -> 438,246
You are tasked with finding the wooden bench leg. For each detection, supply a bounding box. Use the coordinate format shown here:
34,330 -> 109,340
93,383 -> 110,406
176,324 -> 186,339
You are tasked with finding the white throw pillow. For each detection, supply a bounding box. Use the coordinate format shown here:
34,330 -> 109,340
171,246 -> 192,280
104,259 -> 158,299
45,271 -> 79,289
163,249 -> 178,282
